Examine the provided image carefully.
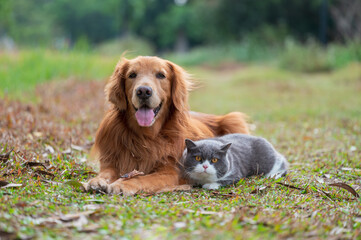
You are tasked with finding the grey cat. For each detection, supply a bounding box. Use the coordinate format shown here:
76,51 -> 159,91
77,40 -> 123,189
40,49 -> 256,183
180,134 -> 288,190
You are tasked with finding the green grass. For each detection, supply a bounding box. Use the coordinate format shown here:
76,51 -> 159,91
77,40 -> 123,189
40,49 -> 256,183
1,50 -> 361,239
0,49 -> 118,99
166,40 -> 361,72
279,40 -> 361,72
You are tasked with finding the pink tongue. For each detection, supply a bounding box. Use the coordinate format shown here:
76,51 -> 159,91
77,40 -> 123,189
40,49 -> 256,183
135,108 -> 155,127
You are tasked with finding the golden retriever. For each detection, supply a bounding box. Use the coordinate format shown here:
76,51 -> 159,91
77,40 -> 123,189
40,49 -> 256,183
86,56 -> 249,195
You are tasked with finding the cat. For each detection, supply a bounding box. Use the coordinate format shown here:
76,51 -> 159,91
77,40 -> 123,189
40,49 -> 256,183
180,134 -> 288,190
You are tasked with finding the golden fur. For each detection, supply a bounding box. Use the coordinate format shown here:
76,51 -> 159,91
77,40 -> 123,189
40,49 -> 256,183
86,56 -> 249,195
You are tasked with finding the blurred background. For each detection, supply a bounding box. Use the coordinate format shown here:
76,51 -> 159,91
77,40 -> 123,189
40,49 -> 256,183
1,0 -> 360,60
0,0 -> 360,102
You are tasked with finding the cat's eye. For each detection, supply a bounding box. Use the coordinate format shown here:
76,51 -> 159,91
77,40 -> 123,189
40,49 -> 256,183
129,72 -> 137,79
195,156 -> 202,161
211,158 -> 218,163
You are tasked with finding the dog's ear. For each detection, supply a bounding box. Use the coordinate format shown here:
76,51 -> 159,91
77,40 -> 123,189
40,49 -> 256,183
105,58 -> 129,110
167,61 -> 191,112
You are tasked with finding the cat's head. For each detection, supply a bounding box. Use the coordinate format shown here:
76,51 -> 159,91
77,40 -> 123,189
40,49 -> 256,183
182,139 -> 232,180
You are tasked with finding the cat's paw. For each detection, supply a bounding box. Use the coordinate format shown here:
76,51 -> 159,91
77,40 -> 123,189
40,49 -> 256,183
202,183 -> 220,190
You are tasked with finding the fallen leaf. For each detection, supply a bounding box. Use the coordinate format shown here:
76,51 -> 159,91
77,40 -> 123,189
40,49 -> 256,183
0,148 -> 13,163
15,201 -> 28,208
62,148 -> 72,154
250,185 -> 268,194
0,180 -> 9,187
349,146 -> 357,152
65,180 -> 86,191
323,174 -> 332,179
211,191 -> 237,198
59,211 -> 96,222
303,136 -> 313,141
329,182 -> 360,198
33,131 -> 43,137
341,167 -> 361,172
45,145 -> 55,154
174,222 -> 186,229
276,182 -> 303,190
0,181 -> 22,188
84,199 -> 105,203
120,170 -> 144,179
22,161 -> 47,168
36,210 -> 99,229
41,179 -> 62,185
78,224 -> 99,233
34,169 -> 55,178
71,144 -> 86,152
318,189 -> 335,202
316,177 -> 325,184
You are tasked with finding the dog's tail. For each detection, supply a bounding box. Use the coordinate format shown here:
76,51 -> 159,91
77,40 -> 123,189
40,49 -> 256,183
216,112 -> 250,135
190,111 -> 250,136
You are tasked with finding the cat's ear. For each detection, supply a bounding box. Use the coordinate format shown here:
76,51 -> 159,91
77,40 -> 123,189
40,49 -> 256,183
185,139 -> 196,149
220,143 -> 232,152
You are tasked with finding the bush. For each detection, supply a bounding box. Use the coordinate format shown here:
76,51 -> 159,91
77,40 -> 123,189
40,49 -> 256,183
327,41 -> 361,69
166,42 -> 279,66
279,39 -> 332,72
279,39 -> 361,72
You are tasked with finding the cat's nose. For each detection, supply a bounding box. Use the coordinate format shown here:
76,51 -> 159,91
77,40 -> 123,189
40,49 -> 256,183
203,165 -> 208,169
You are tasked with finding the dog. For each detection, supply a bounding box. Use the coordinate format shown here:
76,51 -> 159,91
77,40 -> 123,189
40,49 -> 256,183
86,56 -> 249,196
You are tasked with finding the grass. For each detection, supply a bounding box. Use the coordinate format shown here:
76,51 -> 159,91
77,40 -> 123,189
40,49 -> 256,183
0,49 -> 118,99
166,40 -> 361,72
0,49 -> 361,239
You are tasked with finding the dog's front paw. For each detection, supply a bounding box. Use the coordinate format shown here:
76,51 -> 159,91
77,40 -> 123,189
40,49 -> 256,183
107,180 -> 138,196
202,183 -> 220,190
86,177 -> 109,193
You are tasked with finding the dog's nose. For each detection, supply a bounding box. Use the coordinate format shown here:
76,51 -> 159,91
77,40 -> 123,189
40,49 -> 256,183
203,165 -> 208,169
136,86 -> 153,99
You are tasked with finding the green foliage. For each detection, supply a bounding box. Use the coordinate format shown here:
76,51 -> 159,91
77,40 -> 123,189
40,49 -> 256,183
327,41 -> 361,68
279,39 -> 333,72
0,0 -> 344,51
73,36 -> 91,52
95,35 -> 155,56
279,39 -> 361,72
0,49 -> 117,99
1,0 -> 55,45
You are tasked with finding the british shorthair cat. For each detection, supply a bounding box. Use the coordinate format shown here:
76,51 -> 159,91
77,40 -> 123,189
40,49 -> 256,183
180,134 -> 288,189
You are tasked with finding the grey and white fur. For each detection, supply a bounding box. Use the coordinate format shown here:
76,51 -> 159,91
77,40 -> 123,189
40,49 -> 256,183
180,134 -> 288,190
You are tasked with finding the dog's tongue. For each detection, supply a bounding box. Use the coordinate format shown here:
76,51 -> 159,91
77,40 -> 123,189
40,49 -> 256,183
135,108 -> 155,127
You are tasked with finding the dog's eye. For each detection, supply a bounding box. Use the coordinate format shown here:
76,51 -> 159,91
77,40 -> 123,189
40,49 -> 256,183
129,72 -> 137,79
156,72 -> 165,79
195,156 -> 202,161
211,158 -> 218,163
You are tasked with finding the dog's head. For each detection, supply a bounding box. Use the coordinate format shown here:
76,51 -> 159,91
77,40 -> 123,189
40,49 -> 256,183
105,56 -> 190,128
